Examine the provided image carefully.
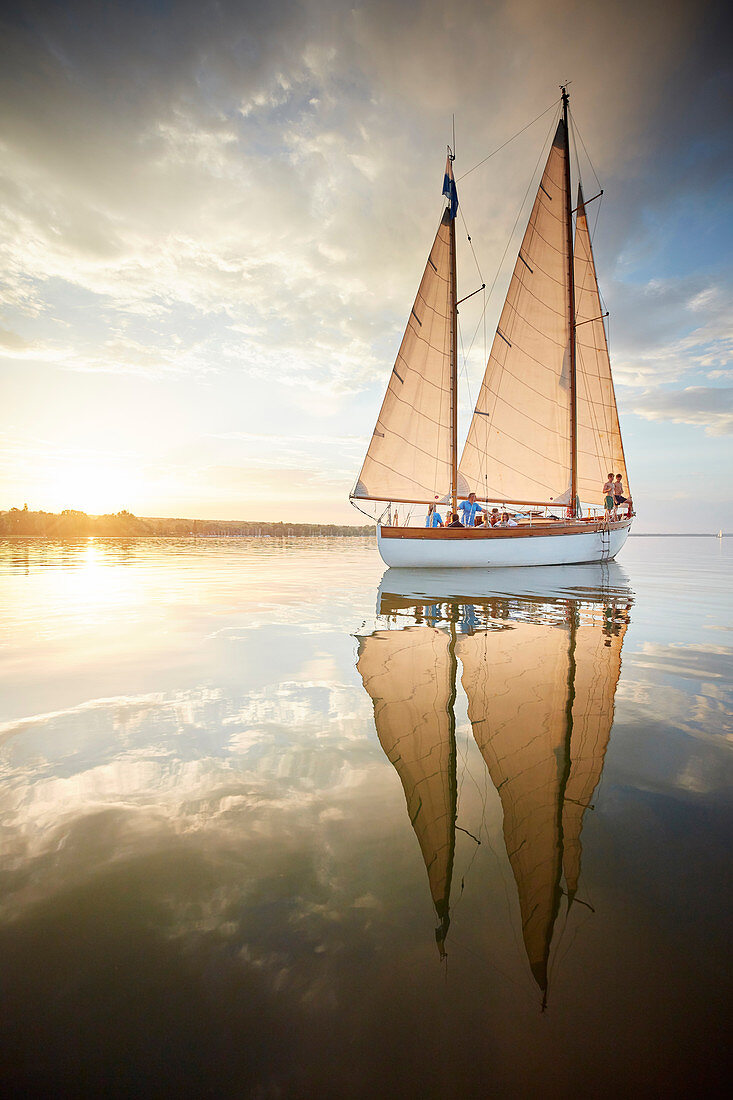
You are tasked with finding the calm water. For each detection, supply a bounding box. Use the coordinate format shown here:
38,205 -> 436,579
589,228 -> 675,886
1,536 -> 731,1098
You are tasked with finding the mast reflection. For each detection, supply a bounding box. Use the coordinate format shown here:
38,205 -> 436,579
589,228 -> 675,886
357,565 -> 632,1003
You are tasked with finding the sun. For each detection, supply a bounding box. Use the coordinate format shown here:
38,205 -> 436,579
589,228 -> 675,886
44,461 -> 141,515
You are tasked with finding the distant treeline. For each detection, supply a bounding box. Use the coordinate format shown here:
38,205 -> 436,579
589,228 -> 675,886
0,507 -> 373,538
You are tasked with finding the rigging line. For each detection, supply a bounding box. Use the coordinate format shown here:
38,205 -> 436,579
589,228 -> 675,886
570,112 -> 582,201
581,195 -> 611,350
459,108 -> 562,368
594,195 -> 603,242
572,114 -> 602,193
446,938 -> 535,1002
592,198 -> 607,316
457,313 -> 474,408
456,99 -> 560,182
458,208 -> 484,284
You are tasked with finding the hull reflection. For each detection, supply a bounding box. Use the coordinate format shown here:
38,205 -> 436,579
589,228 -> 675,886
358,564 -> 632,1003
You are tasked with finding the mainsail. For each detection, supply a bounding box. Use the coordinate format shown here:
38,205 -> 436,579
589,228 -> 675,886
457,622 -> 571,995
352,211 -> 455,505
356,626 -> 457,954
574,184 -> 630,505
458,120 -> 573,506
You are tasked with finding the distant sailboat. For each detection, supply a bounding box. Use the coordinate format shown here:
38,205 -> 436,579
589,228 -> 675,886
351,88 -> 633,568
358,567 -> 631,1002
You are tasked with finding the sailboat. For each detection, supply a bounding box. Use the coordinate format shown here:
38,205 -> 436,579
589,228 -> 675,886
351,89 -> 633,568
357,566 -> 632,1002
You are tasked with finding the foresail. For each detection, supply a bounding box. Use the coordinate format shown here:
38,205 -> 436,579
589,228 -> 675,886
574,184 -> 630,504
457,622 -> 569,994
356,627 -> 456,952
458,120 -> 572,505
352,213 -> 454,504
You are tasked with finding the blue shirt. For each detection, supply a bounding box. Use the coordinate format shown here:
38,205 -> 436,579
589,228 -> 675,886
425,510 -> 443,527
458,500 -> 484,526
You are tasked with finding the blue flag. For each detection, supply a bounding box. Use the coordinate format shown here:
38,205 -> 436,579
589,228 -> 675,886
442,156 -> 458,219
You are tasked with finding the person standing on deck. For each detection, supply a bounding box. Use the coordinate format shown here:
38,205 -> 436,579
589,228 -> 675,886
603,474 -> 616,519
425,502 -> 443,528
458,493 -> 485,527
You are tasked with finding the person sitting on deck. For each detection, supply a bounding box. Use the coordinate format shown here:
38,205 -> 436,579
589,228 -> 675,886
613,474 -> 630,515
446,512 -> 464,528
603,474 -> 616,519
500,512 -> 518,527
458,492 -> 485,527
425,501 -> 443,528
474,514 -> 485,527
489,508 -> 501,527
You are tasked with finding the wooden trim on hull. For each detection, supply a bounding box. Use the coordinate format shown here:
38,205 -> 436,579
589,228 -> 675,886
380,518 -> 631,540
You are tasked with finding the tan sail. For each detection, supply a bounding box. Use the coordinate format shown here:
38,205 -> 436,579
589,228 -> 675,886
458,120 -> 572,506
562,605 -> 628,900
574,184 -> 630,505
352,212 -> 454,505
457,622 -> 570,994
356,626 -> 456,953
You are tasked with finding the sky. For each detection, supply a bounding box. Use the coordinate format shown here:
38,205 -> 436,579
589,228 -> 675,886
1,0 -> 732,532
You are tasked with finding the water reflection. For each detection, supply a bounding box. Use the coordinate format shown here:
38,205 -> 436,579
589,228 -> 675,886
358,565 -> 632,1004
1,540 -> 731,1093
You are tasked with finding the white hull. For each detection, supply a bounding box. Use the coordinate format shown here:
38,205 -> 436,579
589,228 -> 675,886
377,520 -> 632,569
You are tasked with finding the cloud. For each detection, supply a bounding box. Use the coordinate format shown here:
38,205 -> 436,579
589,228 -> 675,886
0,327 -> 32,351
1,0 -> 731,520
631,386 -> 733,435
606,277 -> 733,388
0,0 -> 721,387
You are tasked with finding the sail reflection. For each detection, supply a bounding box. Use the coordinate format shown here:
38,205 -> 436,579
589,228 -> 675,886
357,565 -> 632,1002
356,628 -> 457,956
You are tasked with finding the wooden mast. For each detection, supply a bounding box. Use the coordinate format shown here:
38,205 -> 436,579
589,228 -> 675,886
449,150 -> 458,518
561,86 -> 578,517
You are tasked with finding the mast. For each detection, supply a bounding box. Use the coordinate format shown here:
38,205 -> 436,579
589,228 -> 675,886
561,86 -> 578,517
440,606 -> 459,957
449,149 -> 458,516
